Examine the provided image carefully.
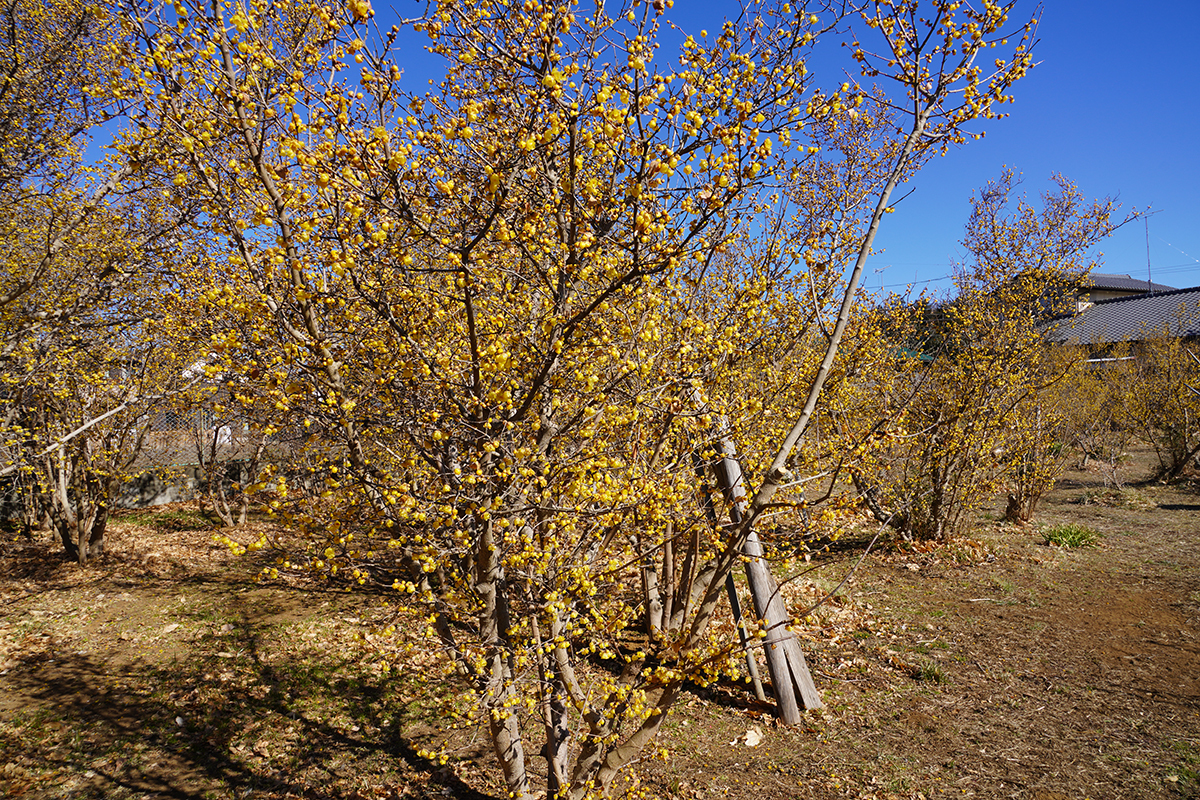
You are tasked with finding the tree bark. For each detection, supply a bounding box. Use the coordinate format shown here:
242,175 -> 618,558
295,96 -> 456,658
475,519 -> 531,800
532,613 -> 570,795
640,534 -> 664,636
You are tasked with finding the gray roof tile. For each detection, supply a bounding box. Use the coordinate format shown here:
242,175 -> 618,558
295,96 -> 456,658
1047,287 -> 1200,344
1080,272 -> 1176,293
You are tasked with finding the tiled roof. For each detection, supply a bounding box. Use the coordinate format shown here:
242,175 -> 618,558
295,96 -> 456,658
1080,272 -> 1177,293
1046,286 -> 1200,344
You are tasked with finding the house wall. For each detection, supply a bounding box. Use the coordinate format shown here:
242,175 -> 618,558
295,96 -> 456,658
1077,289 -> 1155,312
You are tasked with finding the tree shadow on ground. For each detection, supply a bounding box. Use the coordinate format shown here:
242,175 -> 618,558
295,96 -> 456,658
1,608 -> 496,800
1158,503 -> 1200,511
0,539 -> 77,583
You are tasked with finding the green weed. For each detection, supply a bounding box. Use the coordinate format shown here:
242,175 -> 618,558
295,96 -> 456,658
991,578 -> 1016,595
915,659 -> 949,684
1167,739 -> 1200,792
1042,523 -> 1101,548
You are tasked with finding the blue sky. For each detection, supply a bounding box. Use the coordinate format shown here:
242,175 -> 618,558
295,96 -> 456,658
662,0 -> 1200,296
857,1 -> 1200,296
379,0 -> 1199,296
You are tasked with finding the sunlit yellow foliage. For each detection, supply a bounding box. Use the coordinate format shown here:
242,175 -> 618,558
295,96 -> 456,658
850,172 -> 1127,540
94,0 -> 1042,795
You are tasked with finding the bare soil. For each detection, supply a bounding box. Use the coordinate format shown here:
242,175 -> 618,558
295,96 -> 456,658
2,452 -> 1198,800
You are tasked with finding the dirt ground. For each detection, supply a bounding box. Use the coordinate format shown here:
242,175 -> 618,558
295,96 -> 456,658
2,452 -> 1198,800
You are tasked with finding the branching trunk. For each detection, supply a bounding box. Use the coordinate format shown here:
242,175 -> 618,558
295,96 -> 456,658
46,444 -> 111,566
475,519 -> 531,800
198,422 -> 265,527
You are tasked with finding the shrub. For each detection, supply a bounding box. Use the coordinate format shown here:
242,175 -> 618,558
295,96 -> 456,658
1125,330 -> 1200,481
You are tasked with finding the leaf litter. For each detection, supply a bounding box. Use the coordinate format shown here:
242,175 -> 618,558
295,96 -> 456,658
0,450 -> 1197,799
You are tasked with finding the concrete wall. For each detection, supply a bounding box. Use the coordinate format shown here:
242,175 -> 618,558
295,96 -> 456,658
114,467 -> 205,509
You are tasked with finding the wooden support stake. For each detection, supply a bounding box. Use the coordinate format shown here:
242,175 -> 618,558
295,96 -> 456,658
714,438 -> 822,717
693,451 -> 766,703
725,572 -> 767,702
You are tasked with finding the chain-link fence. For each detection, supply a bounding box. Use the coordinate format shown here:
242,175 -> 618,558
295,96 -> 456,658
133,404 -> 268,471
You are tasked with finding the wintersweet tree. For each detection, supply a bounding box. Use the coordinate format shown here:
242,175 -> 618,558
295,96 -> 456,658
3,314 -> 194,562
0,0 -> 130,351
1125,325 -> 1200,481
1064,343 -> 1135,474
0,0 -> 211,560
0,193 -> 198,562
114,0 -> 1038,795
851,172 -> 1130,539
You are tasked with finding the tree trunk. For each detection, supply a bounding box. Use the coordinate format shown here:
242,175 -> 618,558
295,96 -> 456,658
661,526 -> 675,631
475,519 -> 531,800
640,534 -> 664,636
531,612 -> 570,796
542,671 -> 570,796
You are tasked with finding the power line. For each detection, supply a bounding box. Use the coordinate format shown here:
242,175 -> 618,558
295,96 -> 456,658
880,274 -> 955,289
875,262 -> 1200,292
1147,261 -> 1200,275
1155,236 -> 1200,266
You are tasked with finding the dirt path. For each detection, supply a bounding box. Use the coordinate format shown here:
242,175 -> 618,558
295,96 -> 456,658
1,466 -> 1198,800
833,484 -> 1200,800
645,466 -> 1200,800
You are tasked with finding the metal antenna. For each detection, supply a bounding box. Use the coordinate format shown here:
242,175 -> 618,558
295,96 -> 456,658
1145,215 -> 1154,294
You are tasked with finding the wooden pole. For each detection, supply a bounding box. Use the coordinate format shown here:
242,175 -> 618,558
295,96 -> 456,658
714,438 -> 822,716
724,572 -> 768,702
692,451 -> 767,702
